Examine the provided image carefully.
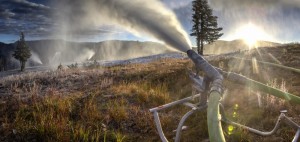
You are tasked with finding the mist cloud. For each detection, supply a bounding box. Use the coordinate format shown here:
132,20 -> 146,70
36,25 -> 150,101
53,0 -> 191,52
209,0 -> 300,42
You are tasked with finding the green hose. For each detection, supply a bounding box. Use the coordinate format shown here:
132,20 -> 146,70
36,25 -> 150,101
207,91 -> 226,142
187,50 -> 226,142
187,49 -> 300,142
222,70 -> 300,104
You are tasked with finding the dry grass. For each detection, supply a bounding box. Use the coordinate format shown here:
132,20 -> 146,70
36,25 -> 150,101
0,59 -> 191,141
0,46 -> 300,142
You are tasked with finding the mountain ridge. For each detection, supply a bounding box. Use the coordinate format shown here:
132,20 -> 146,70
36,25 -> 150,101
0,39 -> 281,70
0,40 -> 171,70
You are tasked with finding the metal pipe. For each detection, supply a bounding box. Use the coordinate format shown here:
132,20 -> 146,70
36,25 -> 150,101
175,105 -> 207,142
187,50 -> 225,142
175,110 -> 197,142
224,114 -> 284,136
153,111 -> 169,142
222,112 -> 300,141
187,50 -> 223,81
149,94 -> 201,112
149,94 -> 201,142
292,129 -> 300,142
281,114 -> 300,130
221,104 -> 300,140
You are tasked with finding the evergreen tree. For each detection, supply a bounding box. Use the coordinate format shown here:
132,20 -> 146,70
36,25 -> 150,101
13,32 -> 31,71
190,0 -> 223,55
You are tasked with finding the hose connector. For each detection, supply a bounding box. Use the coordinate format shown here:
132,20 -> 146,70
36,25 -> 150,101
210,79 -> 224,96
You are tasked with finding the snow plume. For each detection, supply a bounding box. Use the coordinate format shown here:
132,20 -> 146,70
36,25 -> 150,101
30,51 -> 43,64
52,0 -> 191,52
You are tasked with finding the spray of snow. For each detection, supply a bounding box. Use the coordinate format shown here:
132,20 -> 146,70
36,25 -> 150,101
53,0 -> 192,52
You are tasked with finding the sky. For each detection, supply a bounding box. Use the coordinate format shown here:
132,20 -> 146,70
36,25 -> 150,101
0,0 -> 300,44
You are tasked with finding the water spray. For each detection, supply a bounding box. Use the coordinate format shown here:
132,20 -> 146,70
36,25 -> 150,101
54,0 -> 191,53
75,49 -> 95,62
30,51 -> 43,65
49,52 -> 62,67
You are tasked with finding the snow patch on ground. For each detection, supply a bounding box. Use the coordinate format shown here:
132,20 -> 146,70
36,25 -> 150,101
84,52 -> 186,67
0,52 -> 186,78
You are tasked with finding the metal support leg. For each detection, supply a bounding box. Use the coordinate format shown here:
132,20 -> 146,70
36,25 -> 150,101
282,114 -> 300,130
174,110 -> 197,142
220,104 -> 284,136
174,104 -> 207,142
220,104 -> 300,142
292,129 -> 300,142
153,111 -> 169,142
224,115 -> 283,136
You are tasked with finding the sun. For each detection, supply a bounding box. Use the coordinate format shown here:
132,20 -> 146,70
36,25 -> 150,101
233,23 -> 273,48
239,24 -> 259,47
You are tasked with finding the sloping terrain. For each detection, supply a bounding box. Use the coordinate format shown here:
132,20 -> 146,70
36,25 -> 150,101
0,40 -> 171,70
0,44 -> 299,142
203,40 -> 280,55
0,39 -> 280,71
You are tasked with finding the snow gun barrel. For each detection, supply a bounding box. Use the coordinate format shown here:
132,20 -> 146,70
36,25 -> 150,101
186,49 -> 226,142
186,50 -> 223,83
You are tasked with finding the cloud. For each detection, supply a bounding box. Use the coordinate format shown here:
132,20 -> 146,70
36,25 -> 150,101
1,0 -> 300,43
161,0 -> 193,9
0,0 -> 131,41
209,0 -> 300,10
9,0 -> 50,10
0,9 -> 15,19
0,0 -> 52,37
170,0 -> 300,42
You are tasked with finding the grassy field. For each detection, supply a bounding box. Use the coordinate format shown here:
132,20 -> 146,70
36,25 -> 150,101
0,44 -> 300,142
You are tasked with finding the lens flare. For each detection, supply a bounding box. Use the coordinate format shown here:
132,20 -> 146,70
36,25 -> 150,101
268,53 -> 282,64
227,125 -> 234,135
227,23 -> 274,48
252,57 -> 259,74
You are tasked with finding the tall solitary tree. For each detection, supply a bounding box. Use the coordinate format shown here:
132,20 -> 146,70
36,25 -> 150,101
190,0 -> 223,55
13,32 -> 31,71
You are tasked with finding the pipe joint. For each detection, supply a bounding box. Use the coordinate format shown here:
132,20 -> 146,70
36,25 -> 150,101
210,79 -> 224,96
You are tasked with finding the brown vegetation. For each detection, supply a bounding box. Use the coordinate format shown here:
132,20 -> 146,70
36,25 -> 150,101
0,44 -> 300,142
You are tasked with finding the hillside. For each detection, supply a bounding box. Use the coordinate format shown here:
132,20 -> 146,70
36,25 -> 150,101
0,44 -> 299,141
0,40 -> 171,70
203,39 -> 280,54
0,39 -> 282,71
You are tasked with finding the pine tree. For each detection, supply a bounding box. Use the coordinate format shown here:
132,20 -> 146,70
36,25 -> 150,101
190,0 -> 223,55
13,32 -> 31,72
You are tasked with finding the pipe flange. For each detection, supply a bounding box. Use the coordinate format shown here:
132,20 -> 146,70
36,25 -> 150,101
210,86 -> 224,96
209,79 -> 224,96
